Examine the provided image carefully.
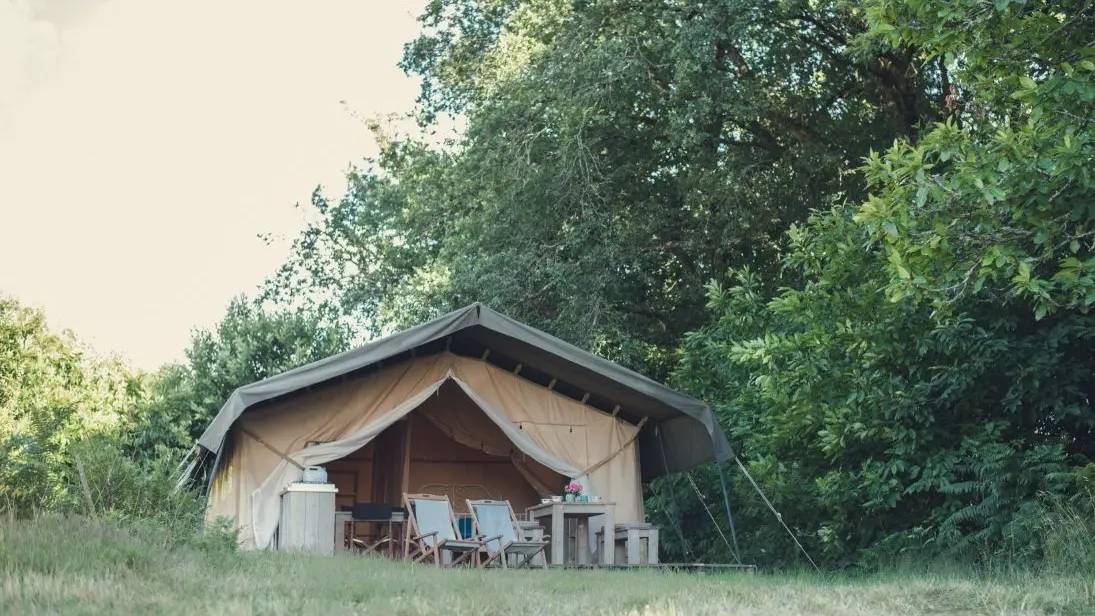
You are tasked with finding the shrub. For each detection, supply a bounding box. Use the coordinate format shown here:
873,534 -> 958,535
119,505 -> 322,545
0,433 -> 237,554
1037,486 -> 1095,576
65,436 -> 236,551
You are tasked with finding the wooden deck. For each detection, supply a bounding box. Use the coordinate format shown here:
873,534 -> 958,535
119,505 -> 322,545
546,563 -> 757,574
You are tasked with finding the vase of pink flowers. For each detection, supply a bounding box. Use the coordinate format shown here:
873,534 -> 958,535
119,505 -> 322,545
564,481 -> 583,502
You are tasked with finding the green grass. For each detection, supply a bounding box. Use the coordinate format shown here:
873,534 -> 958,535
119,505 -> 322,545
2,516 -> 1093,615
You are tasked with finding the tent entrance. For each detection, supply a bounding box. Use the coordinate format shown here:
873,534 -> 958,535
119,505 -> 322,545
324,381 -> 567,516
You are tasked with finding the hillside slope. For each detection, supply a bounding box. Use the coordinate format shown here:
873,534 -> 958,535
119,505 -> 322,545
2,516 -> 1092,615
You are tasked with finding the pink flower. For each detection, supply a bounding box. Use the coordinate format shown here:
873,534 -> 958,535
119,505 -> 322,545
564,482 -> 583,494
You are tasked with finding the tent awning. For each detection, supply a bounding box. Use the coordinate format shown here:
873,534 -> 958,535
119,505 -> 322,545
196,303 -> 731,480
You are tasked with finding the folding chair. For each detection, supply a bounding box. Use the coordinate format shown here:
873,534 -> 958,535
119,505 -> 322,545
403,493 -> 496,568
467,499 -> 549,569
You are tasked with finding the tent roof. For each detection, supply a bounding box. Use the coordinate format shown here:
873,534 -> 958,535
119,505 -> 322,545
196,303 -> 732,480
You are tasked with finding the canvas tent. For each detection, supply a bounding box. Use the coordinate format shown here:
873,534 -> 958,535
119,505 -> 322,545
197,303 -> 733,551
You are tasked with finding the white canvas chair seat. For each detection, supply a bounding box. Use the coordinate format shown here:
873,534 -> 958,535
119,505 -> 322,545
405,493 -> 496,568
467,499 -> 548,569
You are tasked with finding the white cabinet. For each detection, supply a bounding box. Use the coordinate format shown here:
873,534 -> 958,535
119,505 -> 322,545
277,483 -> 338,555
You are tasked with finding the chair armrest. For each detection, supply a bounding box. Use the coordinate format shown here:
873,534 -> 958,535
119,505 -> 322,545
479,534 -> 503,543
412,531 -> 439,541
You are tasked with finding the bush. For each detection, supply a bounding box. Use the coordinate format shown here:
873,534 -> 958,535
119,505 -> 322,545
1037,487 -> 1095,576
65,436 -> 237,551
0,433 -> 237,554
0,433 -> 69,515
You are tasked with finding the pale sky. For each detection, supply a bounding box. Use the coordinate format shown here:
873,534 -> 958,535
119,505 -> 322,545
0,0 -> 428,371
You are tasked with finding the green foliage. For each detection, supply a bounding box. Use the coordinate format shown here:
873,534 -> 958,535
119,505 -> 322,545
854,0 -> 1095,317
0,295 -> 144,514
65,436 -> 224,548
0,295 -> 236,551
0,294 -> 309,553
272,0 -> 941,378
255,0 -> 1095,571
667,0 -> 1095,569
674,204 -> 1095,569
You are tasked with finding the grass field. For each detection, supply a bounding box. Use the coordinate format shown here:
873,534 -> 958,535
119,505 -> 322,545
2,516 -> 1093,615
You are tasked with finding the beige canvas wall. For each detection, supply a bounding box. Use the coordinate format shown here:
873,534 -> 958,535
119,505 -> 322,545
205,353 -> 645,550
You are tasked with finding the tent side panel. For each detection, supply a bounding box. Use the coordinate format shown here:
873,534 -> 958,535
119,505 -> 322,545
211,355 -> 453,549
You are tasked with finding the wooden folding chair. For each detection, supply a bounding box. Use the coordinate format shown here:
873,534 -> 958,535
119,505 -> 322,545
467,499 -> 549,569
403,493 -> 497,568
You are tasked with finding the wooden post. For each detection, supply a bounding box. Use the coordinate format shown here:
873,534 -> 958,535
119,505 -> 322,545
551,504 -> 565,566
626,526 -> 641,565
75,455 -> 96,517
401,418 -> 413,497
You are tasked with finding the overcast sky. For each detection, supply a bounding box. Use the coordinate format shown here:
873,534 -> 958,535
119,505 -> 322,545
0,0 -> 427,371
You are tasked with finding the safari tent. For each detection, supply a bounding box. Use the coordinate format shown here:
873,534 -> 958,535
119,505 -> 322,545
195,303 -> 733,552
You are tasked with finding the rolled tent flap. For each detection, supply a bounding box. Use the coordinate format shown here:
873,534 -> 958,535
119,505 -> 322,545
209,353 -> 647,550
250,376 -> 450,550
449,377 -> 581,478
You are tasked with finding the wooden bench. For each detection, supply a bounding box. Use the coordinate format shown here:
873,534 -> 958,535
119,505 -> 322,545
595,523 -> 659,565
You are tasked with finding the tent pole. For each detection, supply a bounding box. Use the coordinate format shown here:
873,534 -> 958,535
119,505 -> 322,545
203,435 -> 227,503
655,424 -> 693,560
715,456 -> 742,564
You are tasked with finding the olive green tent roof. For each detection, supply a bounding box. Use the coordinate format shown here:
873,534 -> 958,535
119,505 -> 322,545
196,303 -> 731,481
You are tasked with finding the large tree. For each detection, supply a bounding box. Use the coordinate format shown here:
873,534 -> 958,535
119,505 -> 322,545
670,0 -> 1095,568
269,0 -> 939,378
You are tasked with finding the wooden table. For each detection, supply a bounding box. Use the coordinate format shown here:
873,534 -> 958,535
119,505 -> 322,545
335,511 -> 407,559
527,501 -> 616,566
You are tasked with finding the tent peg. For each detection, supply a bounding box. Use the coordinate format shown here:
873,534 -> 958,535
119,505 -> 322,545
481,349 -> 491,360
581,392 -> 590,404
513,363 -> 523,375
548,378 -> 557,390
611,405 -> 621,416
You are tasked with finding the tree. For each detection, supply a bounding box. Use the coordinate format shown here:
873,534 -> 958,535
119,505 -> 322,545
270,0 -> 940,378
854,0 -> 1095,318
675,206 -> 1093,568
0,295 -> 142,513
670,0 -> 1095,568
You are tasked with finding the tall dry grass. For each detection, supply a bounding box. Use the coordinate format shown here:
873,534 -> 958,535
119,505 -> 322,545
2,515 -> 1094,615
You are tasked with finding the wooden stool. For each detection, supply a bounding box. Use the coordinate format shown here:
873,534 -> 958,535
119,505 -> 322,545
596,523 -> 659,565
517,520 -> 546,567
